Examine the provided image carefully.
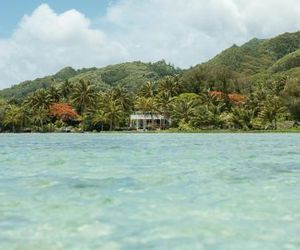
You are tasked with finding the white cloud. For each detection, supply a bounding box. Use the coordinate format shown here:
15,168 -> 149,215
104,0 -> 300,67
1,0 -> 300,89
0,4 -> 127,89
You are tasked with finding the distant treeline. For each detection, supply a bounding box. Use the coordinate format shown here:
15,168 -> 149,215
0,67 -> 299,132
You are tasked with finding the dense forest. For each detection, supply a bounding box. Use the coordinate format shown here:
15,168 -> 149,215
1,31 -> 300,132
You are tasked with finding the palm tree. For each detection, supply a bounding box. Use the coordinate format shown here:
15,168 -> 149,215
72,79 -> 97,114
47,86 -> 61,103
24,89 -> 51,110
281,78 -> 300,123
92,109 -> 107,131
31,107 -> 49,131
135,97 -> 153,113
200,90 -> 221,107
109,86 -> 133,111
0,99 -> 7,130
228,106 -> 255,130
244,89 -> 267,116
154,92 -> 173,129
207,102 -> 227,128
60,79 -> 73,101
103,99 -> 124,131
139,81 -> 157,98
158,76 -> 182,97
171,99 -> 197,125
3,105 -> 24,132
135,97 -> 158,128
258,95 -> 287,129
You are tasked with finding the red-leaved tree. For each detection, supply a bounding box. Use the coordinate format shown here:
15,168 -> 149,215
210,91 -> 245,105
49,103 -> 79,122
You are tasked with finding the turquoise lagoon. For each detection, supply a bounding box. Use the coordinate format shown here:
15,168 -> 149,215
0,134 -> 300,249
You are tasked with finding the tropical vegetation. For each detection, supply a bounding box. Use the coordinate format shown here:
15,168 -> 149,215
1,31 -> 300,132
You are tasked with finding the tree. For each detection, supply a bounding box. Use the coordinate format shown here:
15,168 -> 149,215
154,91 -> 173,123
3,105 -> 25,132
49,103 -> 79,122
227,106 -> 255,130
281,78 -> 300,123
47,86 -> 61,103
139,81 -> 157,98
135,97 -> 157,113
103,99 -> 124,131
244,88 -> 268,117
135,97 -> 158,128
157,76 -> 182,97
200,90 -> 222,107
0,99 -> 7,131
60,79 -> 73,101
92,109 -> 107,131
24,89 -> 51,110
108,86 -> 133,111
72,79 -> 97,114
180,65 -> 212,94
171,94 -> 199,125
258,95 -> 287,129
191,102 -> 225,129
210,66 -> 238,111
31,107 -> 49,131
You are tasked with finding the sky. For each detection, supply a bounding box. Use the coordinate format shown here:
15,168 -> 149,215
1,0 -> 300,89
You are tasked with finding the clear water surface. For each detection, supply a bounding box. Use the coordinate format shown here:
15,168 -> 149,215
0,133 -> 300,250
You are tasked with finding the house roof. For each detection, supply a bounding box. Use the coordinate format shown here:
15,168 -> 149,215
130,113 -> 166,120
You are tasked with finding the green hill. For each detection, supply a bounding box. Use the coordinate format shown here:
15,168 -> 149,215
69,60 -> 181,90
270,49 -> 300,73
205,31 -> 300,75
2,31 -> 300,100
0,60 -> 181,100
206,38 -> 272,75
181,31 -> 300,93
262,31 -> 300,60
0,67 -> 96,101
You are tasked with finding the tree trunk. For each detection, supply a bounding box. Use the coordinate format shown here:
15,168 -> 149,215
110,119 -> 113,131
151,113 -> 154,130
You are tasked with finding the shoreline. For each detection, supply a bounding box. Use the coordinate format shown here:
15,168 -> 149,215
1,129 -> 300,134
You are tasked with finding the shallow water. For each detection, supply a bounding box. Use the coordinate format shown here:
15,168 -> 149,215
0,133 -> 300,249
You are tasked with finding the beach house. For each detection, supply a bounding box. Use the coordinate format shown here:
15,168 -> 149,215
130,112 -> 171,130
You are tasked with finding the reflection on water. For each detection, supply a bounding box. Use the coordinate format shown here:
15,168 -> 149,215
0,133 -> 300,249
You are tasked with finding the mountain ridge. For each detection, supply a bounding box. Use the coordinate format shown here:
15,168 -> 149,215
0,60 -> 181,100
2,31 -> 300,100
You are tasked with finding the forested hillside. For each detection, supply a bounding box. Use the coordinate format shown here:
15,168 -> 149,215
1,31 -> 300,132
0,60 -> 181,100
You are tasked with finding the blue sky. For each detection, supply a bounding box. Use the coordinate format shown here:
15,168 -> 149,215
0,0 -> 300,89
0,0 -> 112,36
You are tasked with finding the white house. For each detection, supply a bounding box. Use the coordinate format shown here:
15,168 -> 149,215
130,112 -> 171,130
